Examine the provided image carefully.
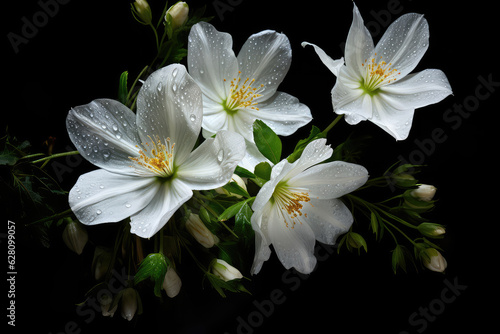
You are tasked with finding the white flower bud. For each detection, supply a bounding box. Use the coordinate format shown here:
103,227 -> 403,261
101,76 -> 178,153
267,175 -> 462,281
215,174 -> 248,198
211,259 -> 243,282
186,213 -> 218,248
422,248 -> 447,273
121,288 -> 138,321
62,219 -> 88,255
163,266 -> 182,298
166,1 -> 189,29
411,184 -> 437,202
92,246 -> 112,280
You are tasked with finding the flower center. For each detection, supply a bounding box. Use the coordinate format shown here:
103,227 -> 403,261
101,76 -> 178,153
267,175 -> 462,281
273,182 -> 312,229
129,135 -> 176,178
222,71 -> 264,114
360,53 -> 401,95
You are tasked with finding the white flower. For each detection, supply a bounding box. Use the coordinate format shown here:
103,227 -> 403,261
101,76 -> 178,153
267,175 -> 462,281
66,64 -> 246,239
251,139 -> 368,274
302,3 -> 452,140
188,22 -> 312,169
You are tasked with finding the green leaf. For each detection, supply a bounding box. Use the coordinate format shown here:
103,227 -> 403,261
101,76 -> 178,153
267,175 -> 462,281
218,198 -> 253,222
253,161 -> 272,181
234,203 -> 254,248
234,166 -> 256,179
223,181 -> 250,198
253,120 -> 281,165
287,125 -> 326,163
118,71 -> 129,105
134,253 -> 169,297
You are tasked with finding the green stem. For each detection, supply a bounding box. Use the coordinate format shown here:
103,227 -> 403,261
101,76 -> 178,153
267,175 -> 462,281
27,209 -> 73,226
31,151 -> 80,164
321,114 -> 344,136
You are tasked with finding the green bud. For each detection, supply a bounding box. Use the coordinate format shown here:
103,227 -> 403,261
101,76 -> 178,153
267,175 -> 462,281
391,245 -> 410,274
420,248 -> 447,273
166,1 -> 189,30
211,259 -> 243,282
62,218 -> 88,255
346,232 -> 368,253
132,0 -> 152,25
417,223 -> 446,238
134,253 -> 169,297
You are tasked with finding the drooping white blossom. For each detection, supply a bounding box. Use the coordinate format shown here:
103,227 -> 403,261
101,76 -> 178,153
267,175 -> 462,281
251,139 -> 368,274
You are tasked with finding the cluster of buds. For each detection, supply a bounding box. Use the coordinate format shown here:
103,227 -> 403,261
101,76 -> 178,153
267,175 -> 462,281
132,0 -> 189,29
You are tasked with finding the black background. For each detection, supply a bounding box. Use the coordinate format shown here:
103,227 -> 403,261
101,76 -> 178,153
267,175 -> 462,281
3,0 -> 497,333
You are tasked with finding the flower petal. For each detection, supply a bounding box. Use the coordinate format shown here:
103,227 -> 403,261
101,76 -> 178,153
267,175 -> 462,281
245,92 -> 312,136
301,42 -> 344,77
66,99 -> 141,175
303,198 -> 353,245
176,130 -> 246,190
188,22 -> 238,102
237,30 -> 292,100
136,64 -> 203,165
369,94 -> 416,140
284,139 -> 333,180
381,69 -> 452,109
374,13 -> 429,78
344,3 -> 375,78
250,205 -> 272,275
267,203 -> 317,274
331,68 -> 369,122
289,161 -> 369,199
69,169 -> 160,226
130,178 -> 193,238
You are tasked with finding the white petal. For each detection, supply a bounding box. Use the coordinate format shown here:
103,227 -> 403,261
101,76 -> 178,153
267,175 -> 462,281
303,198 -> 353,245
301,42 -> 344,77
239,140 -> 270,172
267,203 -> 317,274
245,92 -> 312,136
177,130 -> 246,190
381,69 -> 452,109
188,22 -> 238,102
69,169 -> 160,226
130,178 -> 193,238
331,68 -> 368,122
136,64 -> 203,165
66,99 -> 141,175
250,206 -> 272,275
284,139 -> 333,180
344,3 -> 375,78
289,161 -> 369,199
374,13 -> 429,78
237,30 -> 292,100
370,94 -> 416,140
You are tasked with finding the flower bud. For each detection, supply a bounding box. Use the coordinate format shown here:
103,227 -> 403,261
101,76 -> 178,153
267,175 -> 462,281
186,213 -> 218,248
92,246 -> 112,280
417,223 -> 446,238
62,218 -> 88,255
121,288 -> 139,321
163,266 -> 182,298
411,184 -> 437,202
211,259 -> 243,282
132,0 -> 152,25
99,292 -> 117,317
346,232 -> 368,253
215,174 -> 248,198
421,248 -> 447,273
166,1 -> 189,30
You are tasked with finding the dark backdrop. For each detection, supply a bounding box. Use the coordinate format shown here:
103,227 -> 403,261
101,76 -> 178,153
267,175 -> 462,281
3,1 -> 496,333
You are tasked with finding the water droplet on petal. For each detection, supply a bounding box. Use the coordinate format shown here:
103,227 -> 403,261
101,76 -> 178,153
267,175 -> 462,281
172,83 -> 177,92
217,149 -> 224,162
96,209 -> 102,215
112,124 -> 118,131
125,202 -> 132,208
157,82 -> 163,91
172,67 -> 178,77
190,114 -> 197,122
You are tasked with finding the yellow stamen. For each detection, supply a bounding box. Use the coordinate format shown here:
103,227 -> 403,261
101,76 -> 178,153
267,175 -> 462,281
361,54 -> 401,94
273,183 -> 312,229
223,71 -> 264,113
129,135 -> 175,177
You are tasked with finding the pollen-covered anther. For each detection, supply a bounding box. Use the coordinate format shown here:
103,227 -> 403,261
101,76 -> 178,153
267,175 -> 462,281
362,54 -> 401,91
129,135 -> 175,177
273,185 -> 312,229
223,71 -> 264,112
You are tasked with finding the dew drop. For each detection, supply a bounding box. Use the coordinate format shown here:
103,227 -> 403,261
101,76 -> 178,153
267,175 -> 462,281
217,149 -> 224,162
172,67 -> 178,77
102,149 -> 111,160
96,209 -> 102,215
189,114 -> 197,122
112,124 -> 118,131
172,83 -> 177,92
125,202 -> 132,208
157,82 -> 163,91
